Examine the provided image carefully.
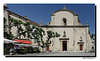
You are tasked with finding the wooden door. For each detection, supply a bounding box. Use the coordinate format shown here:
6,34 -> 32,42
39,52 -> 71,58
46,45 -> 49,51
80,45 -> 83,51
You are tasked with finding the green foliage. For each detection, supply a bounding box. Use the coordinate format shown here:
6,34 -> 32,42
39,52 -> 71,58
47,31 -> 60,38
32,28 -> 60,49
12,19 -> 24,39
4,47 -> 10,55
4,17 -> 24,39
46,30 -> 60,47
23,48 -> 28,54
4,18 -> 8,28
32,25 -> 35,29
23,22 -> 30,26
23,22 -> 33,40
18,48 -> 28,54
55,32 -> 61,37
4,17 -> 14,39
13,20 -> 23,26
4,17 -> 61,52
91,33 -> 95,40
9,17 -> 14,23
32,27 -> 45,46
33,47 -> 40,53
4,18 -> 7,24
8,33 -> 14,40
4,32 -> 14,40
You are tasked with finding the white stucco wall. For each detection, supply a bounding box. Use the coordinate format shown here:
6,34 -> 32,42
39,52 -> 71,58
9,14 -> 26,38
4,9 -> 9,33
42,27 -> 92,52
73,16 -> 82,26
50,11 -> 74,26
42,9 -> 92,52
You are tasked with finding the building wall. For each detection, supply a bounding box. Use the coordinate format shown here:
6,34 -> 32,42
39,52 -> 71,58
73,27 -> 86,52
4,9 -> 38,44
50,11 -> 74,26
9,14 -> 26,38
42,9 -> 92,52
42,27 -> 92,52
4,7 -> 9,33
73,16 -> 82,26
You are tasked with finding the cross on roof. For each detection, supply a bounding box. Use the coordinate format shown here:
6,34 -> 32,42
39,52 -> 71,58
64,5 -> 66,9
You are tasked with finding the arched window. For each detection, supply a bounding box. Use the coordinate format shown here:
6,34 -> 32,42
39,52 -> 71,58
63,18 -> 67,26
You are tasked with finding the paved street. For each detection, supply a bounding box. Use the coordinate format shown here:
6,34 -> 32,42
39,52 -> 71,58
6,52 -> 95,57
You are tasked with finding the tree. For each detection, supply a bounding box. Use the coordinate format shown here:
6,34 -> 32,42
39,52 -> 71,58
46,30 -> 60,47
38,28 -> 45,48
23,22 -> 33,40
32,27 -> 45,46
31,26 -> 46,51
4,18 -> 7,32
91,33 -> 95,46
4,17 -> 25,40
91,33 -> 95,41
4,17 -> 14,40
32,28 -> 60,52
34,27 -> 46,52
8,17 -> 15,34
13,19 -> 24,39
4,17 -> 7,38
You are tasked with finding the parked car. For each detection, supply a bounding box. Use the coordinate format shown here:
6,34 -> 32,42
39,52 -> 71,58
88,49 -> 95,53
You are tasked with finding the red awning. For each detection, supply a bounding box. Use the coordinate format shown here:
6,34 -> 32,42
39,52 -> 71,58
14,39 -> 33,44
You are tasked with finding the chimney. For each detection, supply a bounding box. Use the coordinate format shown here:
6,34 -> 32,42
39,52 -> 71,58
24,15 -> 27,18
40,20 -> 42,26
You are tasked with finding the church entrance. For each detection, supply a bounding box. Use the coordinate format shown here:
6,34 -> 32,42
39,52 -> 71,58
59,38 -> 69,51
62,41 -> 67,51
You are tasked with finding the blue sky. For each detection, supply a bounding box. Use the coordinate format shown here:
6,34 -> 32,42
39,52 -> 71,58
7,4 -> 95,34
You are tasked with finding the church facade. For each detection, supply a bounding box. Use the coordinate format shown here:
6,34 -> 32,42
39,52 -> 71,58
40,7 -> 92,52
4,5 -> 92,52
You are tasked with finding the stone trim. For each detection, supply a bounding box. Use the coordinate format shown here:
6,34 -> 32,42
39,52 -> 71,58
51,9 -> 78,16
40,25 -> 89,28
59,38 -> 69,40
77,42 -> 84,45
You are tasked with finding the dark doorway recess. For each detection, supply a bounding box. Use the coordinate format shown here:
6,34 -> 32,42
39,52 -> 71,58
46,45 -> 49,51
80,45 -> 83,51
62,41 -> 67,51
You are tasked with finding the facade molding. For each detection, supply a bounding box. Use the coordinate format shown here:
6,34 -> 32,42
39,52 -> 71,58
51,9 -> 78,16
59,38 -> 69,40
40,25 -> 89,28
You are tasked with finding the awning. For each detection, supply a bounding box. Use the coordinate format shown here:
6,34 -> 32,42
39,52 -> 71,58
14,39 -> 33,44
16,44 -> 39,48
4,39 -> 18,43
